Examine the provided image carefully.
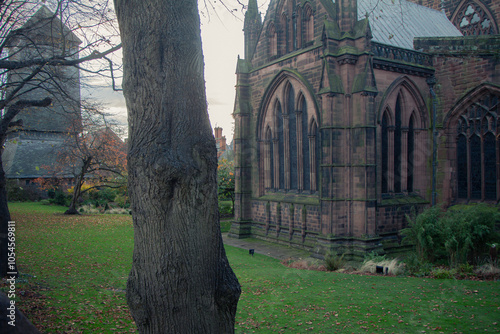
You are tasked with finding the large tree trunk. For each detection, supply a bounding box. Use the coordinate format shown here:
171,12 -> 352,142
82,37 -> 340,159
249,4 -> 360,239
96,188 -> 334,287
114,0 -> 241,333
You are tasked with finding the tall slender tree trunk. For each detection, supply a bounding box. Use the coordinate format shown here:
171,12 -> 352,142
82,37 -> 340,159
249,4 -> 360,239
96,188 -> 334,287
114,0 -> 241,332
65,156 -> 92,215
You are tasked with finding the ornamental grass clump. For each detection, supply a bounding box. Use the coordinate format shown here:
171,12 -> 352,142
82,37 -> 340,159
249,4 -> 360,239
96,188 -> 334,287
324,252 -> 346,271
360,258 -> 405,276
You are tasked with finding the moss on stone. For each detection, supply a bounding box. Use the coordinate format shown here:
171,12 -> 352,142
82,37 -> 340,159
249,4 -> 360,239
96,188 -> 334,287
322,20 -> 341,40
352,61 -> 377,94
319,59 -> 345,95
380,194 -> 429,206
257,193 -> 320,206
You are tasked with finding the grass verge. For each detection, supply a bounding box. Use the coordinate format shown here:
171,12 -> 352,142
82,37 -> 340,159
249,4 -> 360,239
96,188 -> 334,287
2,202 -> 499,333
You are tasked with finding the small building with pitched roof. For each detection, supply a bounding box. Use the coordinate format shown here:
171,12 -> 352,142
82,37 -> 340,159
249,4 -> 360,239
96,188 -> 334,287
3,6 -> 81,186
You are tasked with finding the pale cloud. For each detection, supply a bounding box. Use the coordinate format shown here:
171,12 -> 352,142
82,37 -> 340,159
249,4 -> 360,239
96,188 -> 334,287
83,1 -> 270,143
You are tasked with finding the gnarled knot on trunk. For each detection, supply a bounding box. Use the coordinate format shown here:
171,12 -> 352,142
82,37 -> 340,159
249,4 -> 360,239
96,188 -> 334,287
126,273 -> 149,327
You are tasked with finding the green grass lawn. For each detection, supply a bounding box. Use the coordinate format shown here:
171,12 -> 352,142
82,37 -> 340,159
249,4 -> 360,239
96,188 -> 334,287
3,202 -> 500,333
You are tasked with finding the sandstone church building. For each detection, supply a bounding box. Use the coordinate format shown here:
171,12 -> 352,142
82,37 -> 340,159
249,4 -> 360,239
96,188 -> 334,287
229,0 -> 500,258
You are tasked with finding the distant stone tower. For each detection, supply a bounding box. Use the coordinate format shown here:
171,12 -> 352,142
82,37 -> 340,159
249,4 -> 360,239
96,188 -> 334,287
244,0 -> 262,60
3,6 -> 81,183
214,127 -> 227,159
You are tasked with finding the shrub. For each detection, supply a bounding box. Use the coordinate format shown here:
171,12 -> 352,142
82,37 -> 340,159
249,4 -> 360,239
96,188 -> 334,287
363,251 -> 387,263
105,208 -> 130,214
432,267 -> 454,279
324,252 -> 346,271
114,193 -> 130,208
474,263 -> 500,280
86,187 -> 118,208
282,258 -> 327,271
6,180 -> 42,202
445,204 -> 500,265
402,204 -> 500,267
458,263 -> 474,274
219,201 -> 233,216
40,199 -> 51,205
49,190 -> 71,206
402,253 -> 433,277
402,206 -> 446,263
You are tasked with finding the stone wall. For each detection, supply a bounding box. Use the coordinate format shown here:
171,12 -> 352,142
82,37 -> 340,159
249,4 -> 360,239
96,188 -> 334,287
250,199 -> 321,248
415,35 -> 500,205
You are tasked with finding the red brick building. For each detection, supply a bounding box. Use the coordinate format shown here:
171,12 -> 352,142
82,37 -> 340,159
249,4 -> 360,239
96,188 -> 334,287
230,0 -> 500,258
214,127 -> 227,159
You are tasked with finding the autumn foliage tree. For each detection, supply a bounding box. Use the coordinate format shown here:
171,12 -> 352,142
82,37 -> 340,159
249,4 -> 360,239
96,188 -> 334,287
35,110 -> 127,214
218,158 -> 235,214
0,0 -> 122,276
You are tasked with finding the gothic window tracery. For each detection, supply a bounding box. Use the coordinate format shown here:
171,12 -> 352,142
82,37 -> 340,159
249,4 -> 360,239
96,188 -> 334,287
265,126 -> 274,189
303,5 -> 314,46
261,77 -> 319,194
380,83 -> 427,196
268,23 -> 278,58
280,13 -> 289,54
276,100 -> 285,189
407,114 -> 415,193
275,1 -> 314,57
381,111 -> 390,194
455,93 -> 499,201
286,84 -> 298,190
453,1 -> 498,35
394,95 -> 402,193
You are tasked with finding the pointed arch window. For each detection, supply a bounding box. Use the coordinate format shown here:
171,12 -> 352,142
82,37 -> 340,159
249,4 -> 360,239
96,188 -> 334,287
265,126 -> 274,189
380,84 -> 426,196
276,101 -> 285,189
303,5 -> 314,46
310,120 -> 320,192
280,13 -> 289,55
259,77 -> 319,195
268,23 -> 278,58
407,114 -> 415,193
457,131 -> 468,198
484,132 -> 496,200
287,84 -> 298,190
381,111 -> 390,194
455,92 -> 499,201
300,96 -> 310,190
394,95 -> 402,193
470,134 -> 482,199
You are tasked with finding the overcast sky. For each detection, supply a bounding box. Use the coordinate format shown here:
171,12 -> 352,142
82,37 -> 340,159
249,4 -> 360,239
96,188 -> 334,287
86,1 -> 270,143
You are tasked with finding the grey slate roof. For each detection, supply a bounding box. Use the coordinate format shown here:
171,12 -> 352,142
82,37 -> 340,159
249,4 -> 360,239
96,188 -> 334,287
3,132 -> 74,179
22,5 -> 82,45
358,0 -> 462,50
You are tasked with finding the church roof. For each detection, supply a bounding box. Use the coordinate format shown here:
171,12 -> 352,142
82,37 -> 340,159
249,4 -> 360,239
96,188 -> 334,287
358,0 -> 462,50
27,5 -> 82,45
3,132 -> 74,179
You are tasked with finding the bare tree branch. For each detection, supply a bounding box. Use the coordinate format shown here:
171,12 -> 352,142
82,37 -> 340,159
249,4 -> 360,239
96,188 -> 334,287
0,43 -> 122,70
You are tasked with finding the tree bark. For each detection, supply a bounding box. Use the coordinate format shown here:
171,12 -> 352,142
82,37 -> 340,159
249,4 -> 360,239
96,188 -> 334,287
0,151 -> 12,277
65,156 -> 92,215
0,98 -> 51,277
113,0 -> 241,333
